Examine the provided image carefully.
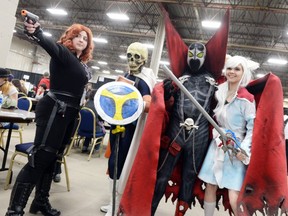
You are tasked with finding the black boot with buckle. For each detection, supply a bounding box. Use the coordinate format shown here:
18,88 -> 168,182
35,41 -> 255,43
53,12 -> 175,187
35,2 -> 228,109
5,182 -> 35,216
29,172 -> 61,216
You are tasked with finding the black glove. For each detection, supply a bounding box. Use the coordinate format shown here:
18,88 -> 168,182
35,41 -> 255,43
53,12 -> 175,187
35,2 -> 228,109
163,79 -> 175,101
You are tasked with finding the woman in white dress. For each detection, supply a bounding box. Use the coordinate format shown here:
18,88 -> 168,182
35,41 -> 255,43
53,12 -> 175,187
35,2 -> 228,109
198,55 -> 257,216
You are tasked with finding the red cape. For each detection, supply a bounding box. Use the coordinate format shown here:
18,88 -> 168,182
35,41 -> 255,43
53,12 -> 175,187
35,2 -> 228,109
238,73 -> 288,215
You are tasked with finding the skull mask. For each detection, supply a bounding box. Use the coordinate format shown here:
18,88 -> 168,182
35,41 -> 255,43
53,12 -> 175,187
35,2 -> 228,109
187,42 -> 206,73
127,42 -> 148,75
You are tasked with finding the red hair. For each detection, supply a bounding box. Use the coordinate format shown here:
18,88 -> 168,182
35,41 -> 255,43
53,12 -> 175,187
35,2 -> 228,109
58,24 -> 94,63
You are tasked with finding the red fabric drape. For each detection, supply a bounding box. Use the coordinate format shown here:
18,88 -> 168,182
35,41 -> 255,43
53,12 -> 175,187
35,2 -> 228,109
237,73 -> 288,215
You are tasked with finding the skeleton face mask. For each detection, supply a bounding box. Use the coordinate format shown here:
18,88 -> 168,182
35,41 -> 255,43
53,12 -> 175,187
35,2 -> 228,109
127,42 -> 148,74
187,42 -> 206,73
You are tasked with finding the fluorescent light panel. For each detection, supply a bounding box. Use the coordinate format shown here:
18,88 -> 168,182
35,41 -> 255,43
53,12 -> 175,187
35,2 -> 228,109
119,55 -> 127,60
267,58 -> 287,65
102,70 -> 110,74
46,8 -> 68,16
143,43 -> 154,49
107,12 -> 129,21
98,61 -> 108,65
160,60 -> 170,65
202,20 -> 221,29
93,38 -> 108,43
92,66 -> 100,70
43,32 -> 52,37
256,73 -> 265,78
115,69 -> 124,73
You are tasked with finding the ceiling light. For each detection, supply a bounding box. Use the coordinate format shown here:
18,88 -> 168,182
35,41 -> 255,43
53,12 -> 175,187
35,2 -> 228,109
267,58 -> 287,65
115,69 -> 124,73
256,73 -> 265,78
160,60 -> 170,65
143,43 -> 154,49
157,78 -> 163,83
102,70 -> 110,74
107,13 -> 129,21
119,55 -> 127,60
98,61 -> 108,65
201,20 -> 221,29
43,32 -> 52,37
92,66 -> 100,70
46,8 -> 68,16
13,29 -> 16,33
93,38 -> 108,43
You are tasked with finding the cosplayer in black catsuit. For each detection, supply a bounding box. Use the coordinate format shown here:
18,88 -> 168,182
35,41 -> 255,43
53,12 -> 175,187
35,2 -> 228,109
151,42 -> 217,215
5,19 -> 94,216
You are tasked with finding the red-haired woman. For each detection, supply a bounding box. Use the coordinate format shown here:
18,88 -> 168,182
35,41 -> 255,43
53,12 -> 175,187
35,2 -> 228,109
5,20 -> 94,216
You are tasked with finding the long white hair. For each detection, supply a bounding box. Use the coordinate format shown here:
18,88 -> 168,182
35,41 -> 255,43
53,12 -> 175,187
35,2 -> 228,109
213,55 -> 258,120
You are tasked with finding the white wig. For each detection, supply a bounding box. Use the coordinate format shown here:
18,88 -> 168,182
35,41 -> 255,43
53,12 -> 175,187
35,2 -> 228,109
214,55 -> 259,120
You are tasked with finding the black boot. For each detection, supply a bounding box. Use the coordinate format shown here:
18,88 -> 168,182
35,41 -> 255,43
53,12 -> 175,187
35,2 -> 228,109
5,182 -> 34,216
29,172 -> 61,216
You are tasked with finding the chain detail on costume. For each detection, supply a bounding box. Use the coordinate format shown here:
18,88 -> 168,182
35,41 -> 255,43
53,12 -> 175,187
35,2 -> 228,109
192,76 -> 216,174
157,126 -> 184,172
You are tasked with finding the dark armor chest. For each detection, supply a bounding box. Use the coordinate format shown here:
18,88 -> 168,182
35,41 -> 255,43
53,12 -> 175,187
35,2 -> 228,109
174,71 -> 215,121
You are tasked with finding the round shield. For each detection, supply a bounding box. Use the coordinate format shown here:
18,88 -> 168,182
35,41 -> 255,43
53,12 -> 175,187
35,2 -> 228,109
94,81 -> 143,125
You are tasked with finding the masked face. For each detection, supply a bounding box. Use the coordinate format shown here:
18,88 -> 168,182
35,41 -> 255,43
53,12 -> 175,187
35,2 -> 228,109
187,43 -> 206,73
127,42 -> 148,74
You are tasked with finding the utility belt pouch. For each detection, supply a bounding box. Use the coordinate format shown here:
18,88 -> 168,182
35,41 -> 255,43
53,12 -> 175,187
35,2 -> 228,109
26,145 -> 37,168
56,100 -> 67,116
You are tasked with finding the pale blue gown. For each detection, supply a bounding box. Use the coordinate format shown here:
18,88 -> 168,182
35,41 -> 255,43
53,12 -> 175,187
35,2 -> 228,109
198,95 -> 256,191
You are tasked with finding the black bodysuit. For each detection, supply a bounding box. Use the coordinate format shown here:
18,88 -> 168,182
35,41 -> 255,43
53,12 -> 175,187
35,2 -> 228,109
16,30 -> 89,184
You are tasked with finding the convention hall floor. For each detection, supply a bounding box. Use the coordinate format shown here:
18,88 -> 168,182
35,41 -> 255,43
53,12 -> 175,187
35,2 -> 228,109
0,123 -> 227,216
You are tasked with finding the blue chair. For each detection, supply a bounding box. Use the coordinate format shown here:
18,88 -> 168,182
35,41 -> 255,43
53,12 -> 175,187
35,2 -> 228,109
17,96 -> 32,111
4,142 -> 71,191
67,107 -> 105,161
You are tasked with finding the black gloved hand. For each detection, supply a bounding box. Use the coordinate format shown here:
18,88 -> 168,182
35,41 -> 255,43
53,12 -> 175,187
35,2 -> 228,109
163,79 -> 175,101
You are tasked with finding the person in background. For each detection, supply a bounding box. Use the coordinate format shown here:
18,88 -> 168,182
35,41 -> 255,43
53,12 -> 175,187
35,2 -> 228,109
0,68 -> 18,109
38,71 -> 50,91
81,89 -> 105,153
5,16 -> 94,216
35,83 -> 47,100
12,79 -> 28,96
0,69 -> 18,129
198,55 -> 257,216
80,82 -> 92,106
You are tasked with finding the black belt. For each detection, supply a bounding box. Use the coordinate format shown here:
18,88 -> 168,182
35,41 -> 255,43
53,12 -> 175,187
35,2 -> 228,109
38,91 -> 79,154
50,89 -> 81,98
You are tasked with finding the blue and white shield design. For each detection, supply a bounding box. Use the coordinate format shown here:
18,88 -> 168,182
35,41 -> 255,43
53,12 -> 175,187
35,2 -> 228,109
94,81 -> 144,125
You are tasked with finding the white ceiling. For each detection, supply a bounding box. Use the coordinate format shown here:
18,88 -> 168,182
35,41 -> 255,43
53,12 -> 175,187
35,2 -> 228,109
14,0 -> 288,98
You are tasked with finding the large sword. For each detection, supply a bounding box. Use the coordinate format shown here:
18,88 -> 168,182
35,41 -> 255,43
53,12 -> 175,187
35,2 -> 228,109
162,65 -> 248,160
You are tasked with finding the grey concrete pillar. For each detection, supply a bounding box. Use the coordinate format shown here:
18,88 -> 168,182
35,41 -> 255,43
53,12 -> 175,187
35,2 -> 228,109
150,15 -> 165,77
0,0 -> 19,67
